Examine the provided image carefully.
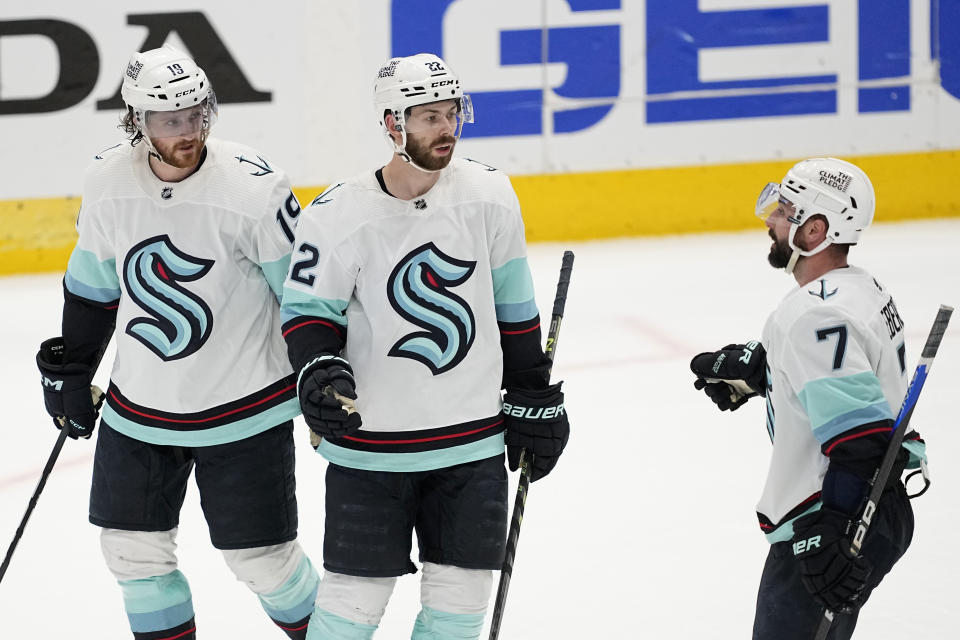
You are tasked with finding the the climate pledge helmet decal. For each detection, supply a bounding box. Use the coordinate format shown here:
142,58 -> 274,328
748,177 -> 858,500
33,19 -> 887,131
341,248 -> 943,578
123,235 -> 215,361
387,242 -> 476,375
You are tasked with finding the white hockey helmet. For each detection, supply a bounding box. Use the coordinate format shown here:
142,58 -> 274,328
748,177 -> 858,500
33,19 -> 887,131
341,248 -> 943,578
779,157 -> 876,248
373,53 -> 473,166
121,45 -> 217,143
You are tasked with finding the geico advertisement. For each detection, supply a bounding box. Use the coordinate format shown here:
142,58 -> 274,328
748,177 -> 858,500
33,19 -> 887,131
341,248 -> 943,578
0,0 -> 958,199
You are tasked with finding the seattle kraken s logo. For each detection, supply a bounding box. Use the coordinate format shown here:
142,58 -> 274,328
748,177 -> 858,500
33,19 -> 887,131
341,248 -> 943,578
123,235 -> 215,361
387,243 -> 476,375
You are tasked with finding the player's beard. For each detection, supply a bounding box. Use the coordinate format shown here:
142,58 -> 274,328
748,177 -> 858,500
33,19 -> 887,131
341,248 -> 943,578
405,132 -> 457,171
767,230 -> 793,269
151,134 -> 206,169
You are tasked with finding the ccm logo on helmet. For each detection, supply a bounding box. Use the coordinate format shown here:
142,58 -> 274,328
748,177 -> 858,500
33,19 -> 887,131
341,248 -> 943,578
502,402 -> 565,420
431,80 -> 455,88
175,88 -> 197,98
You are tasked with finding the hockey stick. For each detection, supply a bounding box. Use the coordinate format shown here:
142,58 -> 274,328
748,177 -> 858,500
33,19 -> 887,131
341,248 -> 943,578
0,331 -> 112,585
0,426 -> 70,583
814,304 -> 953,640
488,250 -> 574,640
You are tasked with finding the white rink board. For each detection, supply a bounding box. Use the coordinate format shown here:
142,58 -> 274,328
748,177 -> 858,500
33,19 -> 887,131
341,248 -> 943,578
1,0 -> 959,198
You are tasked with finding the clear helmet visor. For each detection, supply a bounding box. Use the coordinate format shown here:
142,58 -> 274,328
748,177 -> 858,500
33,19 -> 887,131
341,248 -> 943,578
402,94 -> 473,137
142,93 -> 218,140
755,182 -> 781,220
756,182 -> 801,225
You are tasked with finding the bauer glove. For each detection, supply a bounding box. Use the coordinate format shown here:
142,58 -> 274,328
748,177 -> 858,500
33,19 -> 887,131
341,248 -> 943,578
689,341 -> 766,411
36,337 -> 104,439
791,508 -> 873,613
298,355 -> 362,438
503,382 -> 569,482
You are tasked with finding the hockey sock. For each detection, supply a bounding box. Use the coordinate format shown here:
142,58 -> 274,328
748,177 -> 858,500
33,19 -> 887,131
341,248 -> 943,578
117,569 -> 196,640
306,609 -> 378,640
411,606 -> 485,640
258,556 -> 320,639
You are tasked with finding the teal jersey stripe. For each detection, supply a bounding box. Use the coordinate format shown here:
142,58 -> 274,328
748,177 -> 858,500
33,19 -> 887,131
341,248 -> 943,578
64,271 -> 121,303
119,570 -> 194,631
812,403 -> 895,444
764,502 -> 822,544
65,249 -> 120,302
280,287 -> 349,326
102,397 -> 300,447
260,255 -> 292,302
492,257 -> 535,301
308,609 -> 377,639
412,606 -> 484,639
259,556 -> 319,624
902,439 -> 927,468
798,372 -> 894,444
317,432 -> 505,472
495,299 -> 540,323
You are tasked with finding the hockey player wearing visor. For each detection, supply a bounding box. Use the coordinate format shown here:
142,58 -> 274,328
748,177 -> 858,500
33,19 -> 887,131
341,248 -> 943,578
689,158 -> 925,639
280,53 -> 569,639
35,45 -> 319,639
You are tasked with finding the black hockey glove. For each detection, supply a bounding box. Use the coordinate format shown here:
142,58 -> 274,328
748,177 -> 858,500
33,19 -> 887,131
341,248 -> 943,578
503,383 -> 569,482
689,341 -> 766,411
36,337 -> 104,439
791,508 -> 873,613
298,355 -> 362,439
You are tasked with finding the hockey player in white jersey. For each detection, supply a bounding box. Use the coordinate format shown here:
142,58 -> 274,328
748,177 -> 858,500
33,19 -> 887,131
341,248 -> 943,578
689,158 -> 925,639
280,53 -> 570,639
35,46 -> 319,639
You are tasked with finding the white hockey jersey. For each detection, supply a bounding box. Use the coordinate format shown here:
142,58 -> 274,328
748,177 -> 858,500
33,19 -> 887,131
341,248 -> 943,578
757,265 -> 912,541
281,158 -> 542,472
64,138 -> 301,446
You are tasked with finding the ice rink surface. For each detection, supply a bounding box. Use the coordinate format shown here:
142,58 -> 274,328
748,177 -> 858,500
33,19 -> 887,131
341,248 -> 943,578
1,219 -> 958,638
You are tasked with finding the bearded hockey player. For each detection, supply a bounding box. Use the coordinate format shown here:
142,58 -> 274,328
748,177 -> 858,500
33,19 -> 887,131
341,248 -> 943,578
35,45 -> 319,639
280,53 -> 570,639
689,158 -> 925,639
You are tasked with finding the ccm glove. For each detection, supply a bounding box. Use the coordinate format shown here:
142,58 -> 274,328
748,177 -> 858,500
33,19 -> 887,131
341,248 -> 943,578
791,508 -> 873,613
689,341 -> 766,411
503,382 -> 569,482
36,337 -> 104,439
298,355 -> 362,439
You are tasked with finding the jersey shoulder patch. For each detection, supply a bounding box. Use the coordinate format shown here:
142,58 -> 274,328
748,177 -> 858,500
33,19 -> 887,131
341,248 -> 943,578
309,182 -> 345,207
207,140 -> 292,216
805,277 -> 840,302
462,157 -> 501,173
232,152 -> 277,177
212,139 -> 284,183
84,142 -> 135,197
450,157 -> 516,205
94,142 -> 124,161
